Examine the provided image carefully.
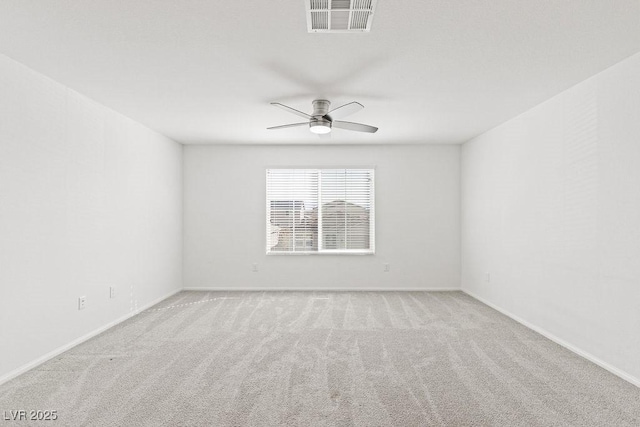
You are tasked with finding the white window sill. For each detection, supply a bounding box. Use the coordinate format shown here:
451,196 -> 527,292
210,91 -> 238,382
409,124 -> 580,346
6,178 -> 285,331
266,250 -> 375,256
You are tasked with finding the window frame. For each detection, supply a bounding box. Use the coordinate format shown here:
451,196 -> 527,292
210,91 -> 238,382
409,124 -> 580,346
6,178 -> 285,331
265,167 -> 376,256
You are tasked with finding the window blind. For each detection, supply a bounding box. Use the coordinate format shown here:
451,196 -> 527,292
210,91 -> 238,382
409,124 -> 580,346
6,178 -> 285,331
266,168 -> 375,254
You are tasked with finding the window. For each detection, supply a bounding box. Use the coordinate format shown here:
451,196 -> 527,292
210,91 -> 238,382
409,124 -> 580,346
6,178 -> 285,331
266,168 -> 375,254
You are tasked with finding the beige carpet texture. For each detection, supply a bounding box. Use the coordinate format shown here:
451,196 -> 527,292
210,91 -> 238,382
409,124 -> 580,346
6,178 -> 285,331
1,291 -> 639,426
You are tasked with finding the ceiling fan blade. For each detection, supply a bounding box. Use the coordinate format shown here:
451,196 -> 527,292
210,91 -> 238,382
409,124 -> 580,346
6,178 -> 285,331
271,102 -> 311,119
327,101 -> 363,120
332,120 -> 378,133
267,122 -> 309,130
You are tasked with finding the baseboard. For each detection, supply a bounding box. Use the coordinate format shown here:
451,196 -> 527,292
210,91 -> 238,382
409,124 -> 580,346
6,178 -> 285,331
182,286 -> 461,292
0,288 -> 182,386
462,289 -> 640,388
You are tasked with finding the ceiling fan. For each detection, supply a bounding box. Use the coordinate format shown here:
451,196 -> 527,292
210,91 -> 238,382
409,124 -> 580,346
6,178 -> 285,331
267,99 -> 378,135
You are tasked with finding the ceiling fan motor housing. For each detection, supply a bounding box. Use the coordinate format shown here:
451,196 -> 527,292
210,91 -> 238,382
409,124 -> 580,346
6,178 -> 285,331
312,99 -> 331,117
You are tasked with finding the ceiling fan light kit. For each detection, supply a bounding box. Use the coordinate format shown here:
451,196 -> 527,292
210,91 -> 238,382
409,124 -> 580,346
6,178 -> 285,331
309,119 -> 332,134
268,99 -> 378,135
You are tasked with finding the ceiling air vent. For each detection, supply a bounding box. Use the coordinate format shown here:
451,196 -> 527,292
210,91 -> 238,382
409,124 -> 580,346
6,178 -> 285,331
306,0 -> 378,33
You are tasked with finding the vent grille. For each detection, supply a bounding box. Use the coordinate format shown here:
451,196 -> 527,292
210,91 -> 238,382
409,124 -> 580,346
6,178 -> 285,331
311,11 -> 329,30
332,0 -> 350,9
306,0 -> 378,33
331,11 -> 350,30
310,0 -> 329,9
350,10 -> 369,30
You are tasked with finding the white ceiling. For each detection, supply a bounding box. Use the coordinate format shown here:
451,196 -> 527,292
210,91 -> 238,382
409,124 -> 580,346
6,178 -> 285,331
1,1 -> 639,145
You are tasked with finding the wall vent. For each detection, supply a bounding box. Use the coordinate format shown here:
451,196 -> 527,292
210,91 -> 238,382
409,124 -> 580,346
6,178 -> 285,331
306,0 -> 378,33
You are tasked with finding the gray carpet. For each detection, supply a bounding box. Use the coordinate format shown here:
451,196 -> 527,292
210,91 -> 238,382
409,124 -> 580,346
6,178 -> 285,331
0,291 -> 639,426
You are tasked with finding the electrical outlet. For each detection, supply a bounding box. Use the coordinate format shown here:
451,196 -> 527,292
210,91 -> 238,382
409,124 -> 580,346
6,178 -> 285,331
109,286 -> 116,299
78,296 -> 86,310
252,263 -> 258,272
384,263 -> 390,272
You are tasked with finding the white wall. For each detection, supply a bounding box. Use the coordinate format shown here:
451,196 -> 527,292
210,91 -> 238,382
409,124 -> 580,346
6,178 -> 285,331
0,54 -> 183,382
461,53 -> 640,385
184,144 -> 460,290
